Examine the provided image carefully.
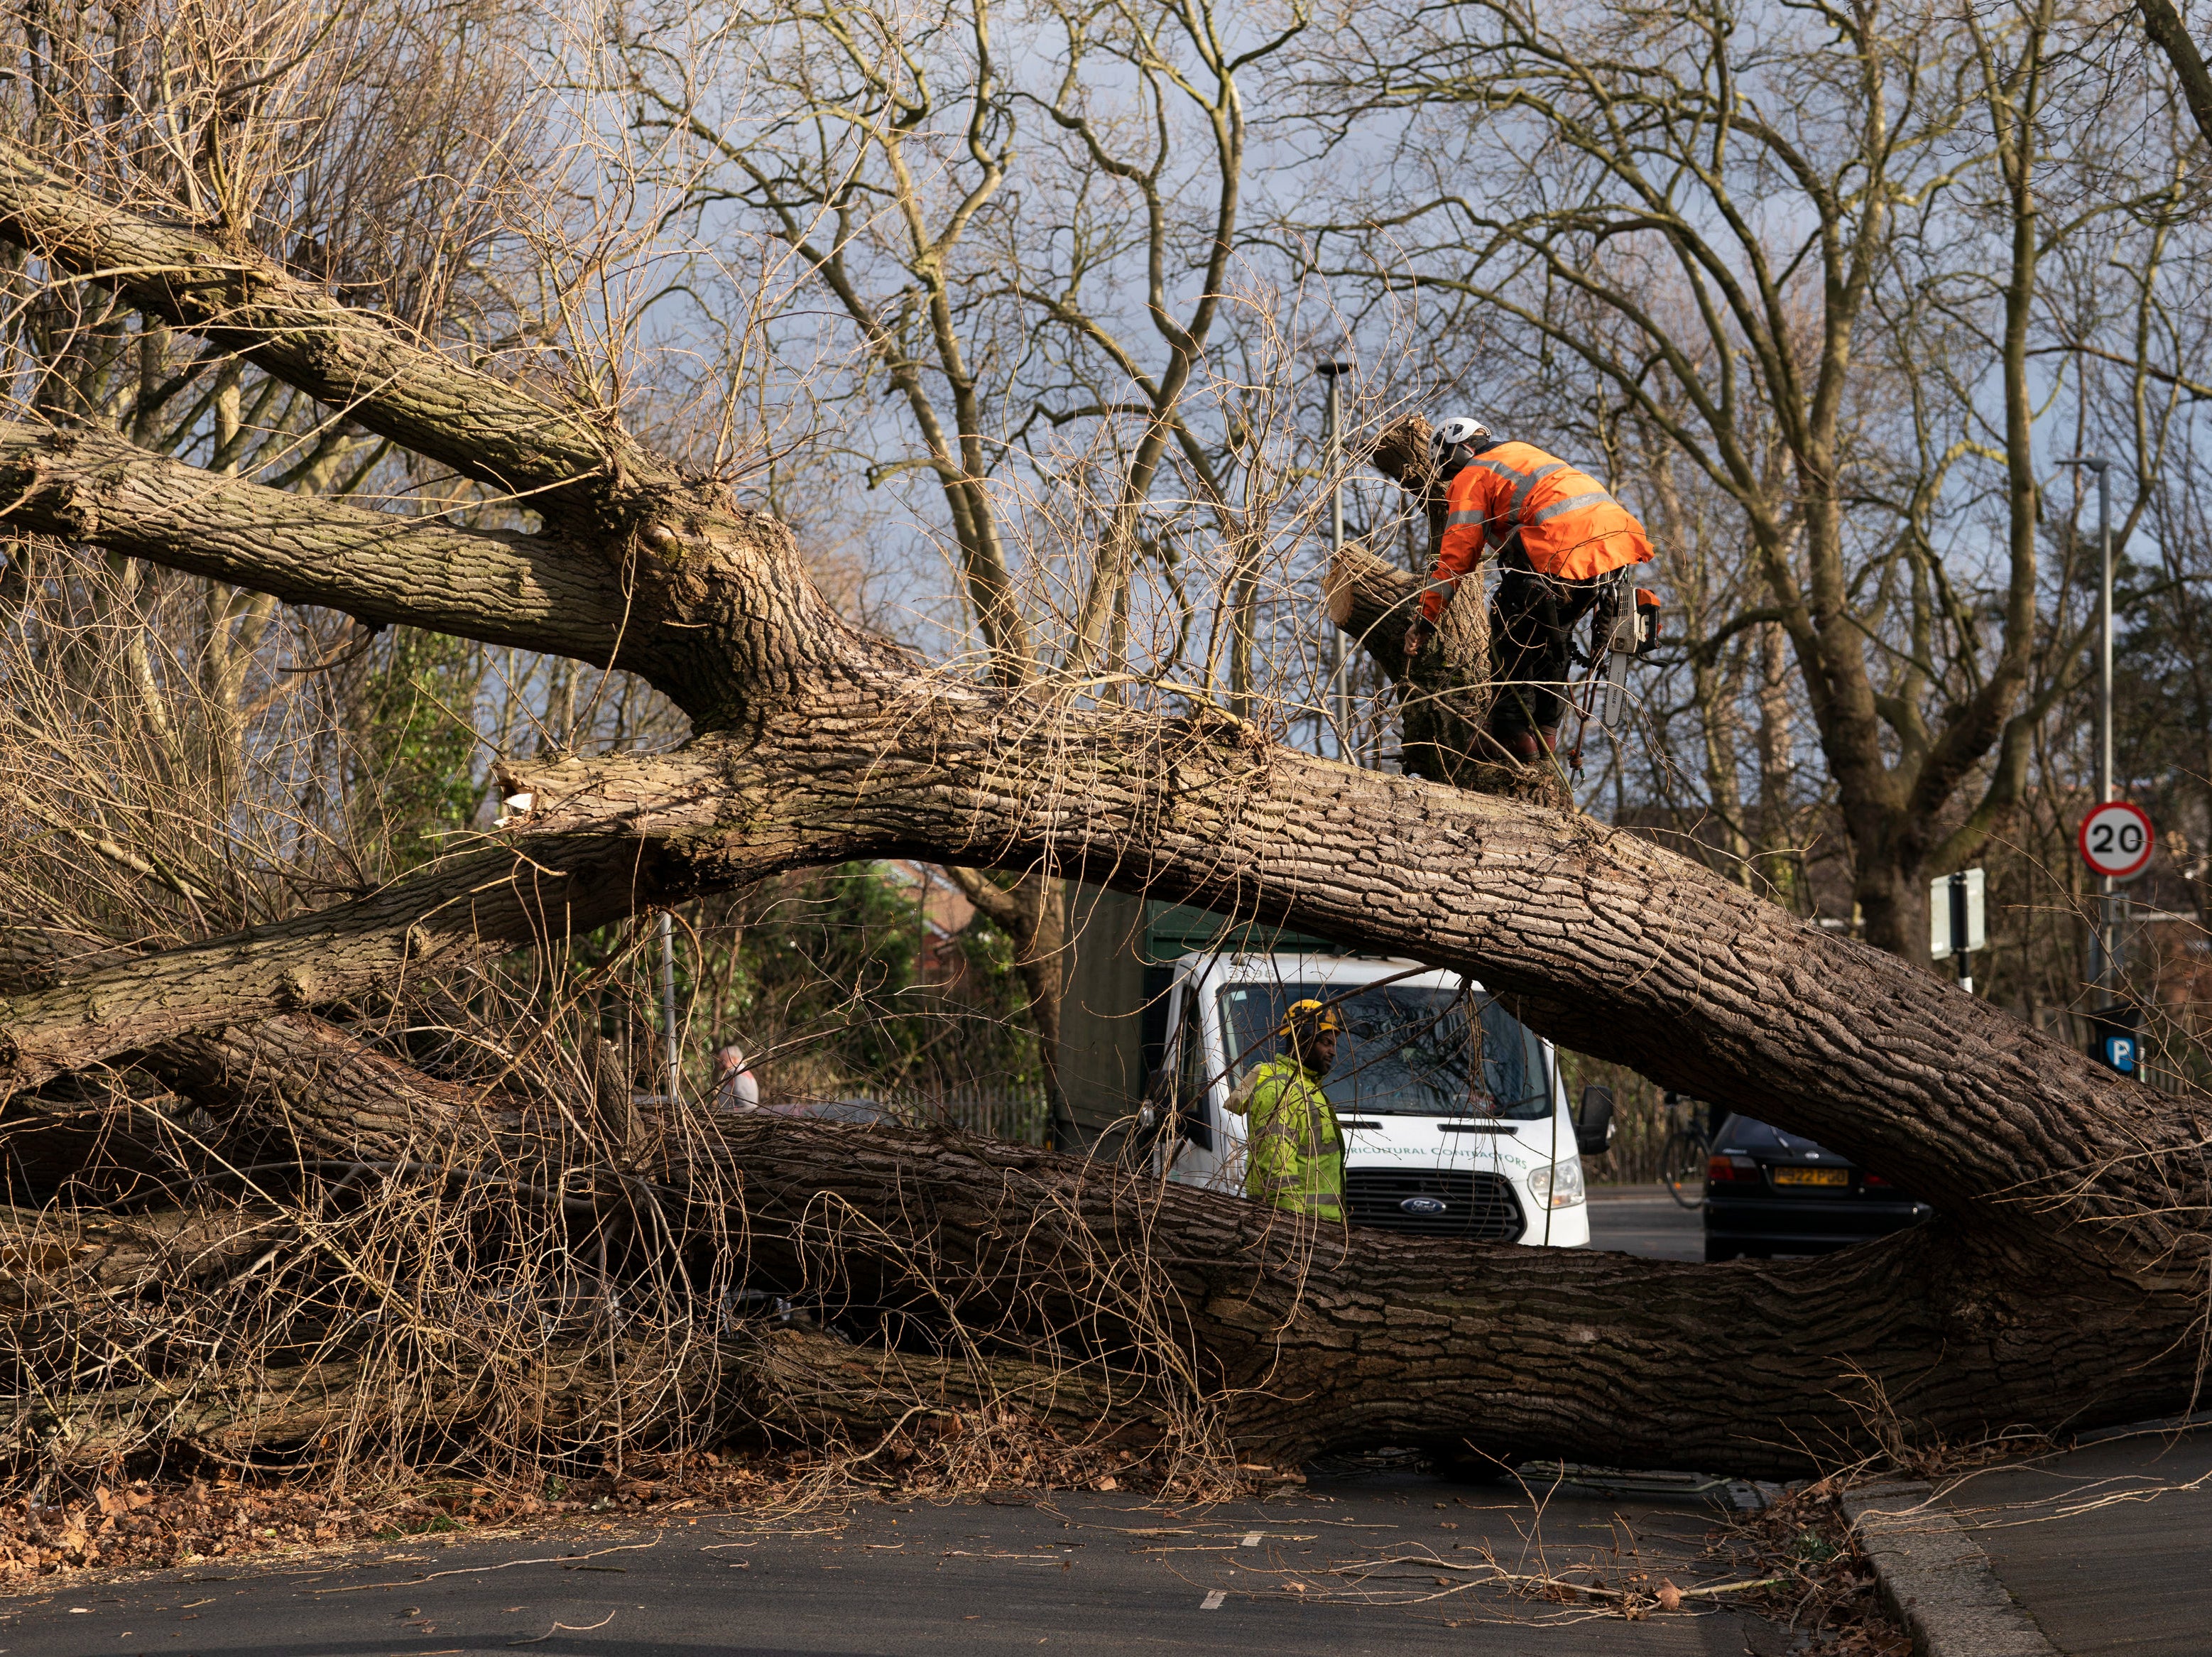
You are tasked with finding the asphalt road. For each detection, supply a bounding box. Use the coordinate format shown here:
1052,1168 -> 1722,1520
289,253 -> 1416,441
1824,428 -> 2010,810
1586,1185 -> 1706,1261
0,1473 -> 1787,1657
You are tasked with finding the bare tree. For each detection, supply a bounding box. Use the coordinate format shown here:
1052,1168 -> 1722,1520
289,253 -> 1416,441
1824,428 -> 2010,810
607,1 -> 1315,1094
1304,0 -> 2199,962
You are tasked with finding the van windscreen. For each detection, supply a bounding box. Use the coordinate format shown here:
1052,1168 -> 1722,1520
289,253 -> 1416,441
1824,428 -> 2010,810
1216,983 -> 1549,1118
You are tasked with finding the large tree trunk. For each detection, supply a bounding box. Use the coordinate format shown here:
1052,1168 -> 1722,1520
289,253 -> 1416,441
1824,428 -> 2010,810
12,1114 -> 2181,1478
0,138 -> 2201,1478
717,1119 -> 2194,1474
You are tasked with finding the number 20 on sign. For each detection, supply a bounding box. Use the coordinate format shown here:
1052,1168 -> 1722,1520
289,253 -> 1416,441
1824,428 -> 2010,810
2078,800 -> 2155,881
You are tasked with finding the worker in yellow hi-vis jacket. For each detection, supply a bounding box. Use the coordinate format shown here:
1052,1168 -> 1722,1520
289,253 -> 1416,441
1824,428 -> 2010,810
1224,999 -> 1346,1221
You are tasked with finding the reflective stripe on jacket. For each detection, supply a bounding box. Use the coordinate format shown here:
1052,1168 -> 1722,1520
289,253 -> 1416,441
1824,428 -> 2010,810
1227,1054 -> 1344,1221
1420,441 -> 1653,622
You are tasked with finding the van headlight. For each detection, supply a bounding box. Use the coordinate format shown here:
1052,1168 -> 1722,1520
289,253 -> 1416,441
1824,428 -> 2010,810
1526,1156 -> 1586,1210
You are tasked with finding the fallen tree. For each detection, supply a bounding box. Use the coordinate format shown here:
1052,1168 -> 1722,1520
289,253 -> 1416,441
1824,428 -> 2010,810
0,136 -> 2204,1484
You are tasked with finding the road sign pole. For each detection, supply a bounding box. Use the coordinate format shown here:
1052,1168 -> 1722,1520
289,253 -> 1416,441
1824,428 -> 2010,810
1949,871 -> 1972,996
2097,461 -> 2115,1011
2062,455 -> 2117,1014
2077,800 -> 2154,1074
658,909 -> 680,1104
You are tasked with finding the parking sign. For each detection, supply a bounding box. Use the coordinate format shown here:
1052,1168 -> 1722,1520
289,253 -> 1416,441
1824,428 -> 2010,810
2077,800 -> 2154,882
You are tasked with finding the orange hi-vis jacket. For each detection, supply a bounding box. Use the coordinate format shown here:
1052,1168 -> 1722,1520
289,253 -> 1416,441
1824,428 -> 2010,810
1419,441 -> 1653,624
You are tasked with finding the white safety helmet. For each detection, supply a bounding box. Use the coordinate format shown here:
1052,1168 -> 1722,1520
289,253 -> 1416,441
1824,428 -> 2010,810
1429,416 -> 1491,470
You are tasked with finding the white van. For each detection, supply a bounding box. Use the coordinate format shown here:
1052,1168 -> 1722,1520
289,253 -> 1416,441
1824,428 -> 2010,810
1145,953 -> 1601,1248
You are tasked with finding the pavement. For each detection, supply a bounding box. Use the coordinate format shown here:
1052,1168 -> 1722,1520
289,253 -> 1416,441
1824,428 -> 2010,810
0,1471 -> 1788,1656
1934,1418 -> 2212,1657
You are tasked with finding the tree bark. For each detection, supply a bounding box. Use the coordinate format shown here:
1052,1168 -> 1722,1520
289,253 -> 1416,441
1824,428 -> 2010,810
0,1203 -> 280,1310
713,1118 -> 2196,1475
1324,541 -> 1564,806
0,842 -> 653,1092
488,712 -> 2198,1249
0,828 -> 866,1094
8,1102 -> 2193,1477
0,422 -> 641,673
146,1015 -> 523,1163
21,670 -> 2194,1262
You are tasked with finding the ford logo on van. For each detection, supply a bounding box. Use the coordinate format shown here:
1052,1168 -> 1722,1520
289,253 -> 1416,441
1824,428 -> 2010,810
1400,1197 -> 1448,1216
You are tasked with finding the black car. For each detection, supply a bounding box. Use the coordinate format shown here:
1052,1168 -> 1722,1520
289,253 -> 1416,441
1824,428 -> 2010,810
1703,1114 -> 1932,1261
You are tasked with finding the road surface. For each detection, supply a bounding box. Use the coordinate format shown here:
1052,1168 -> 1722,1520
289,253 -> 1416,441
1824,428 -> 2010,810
1586,1184 -> 1704,1261
0,1471 -> 1788,1657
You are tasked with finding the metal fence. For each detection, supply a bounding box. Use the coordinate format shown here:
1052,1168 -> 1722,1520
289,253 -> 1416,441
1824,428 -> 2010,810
894,1084 -> 1054,1146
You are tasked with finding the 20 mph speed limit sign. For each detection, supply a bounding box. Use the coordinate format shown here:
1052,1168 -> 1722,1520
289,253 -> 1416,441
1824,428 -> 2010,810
2078,800 -> 2155,881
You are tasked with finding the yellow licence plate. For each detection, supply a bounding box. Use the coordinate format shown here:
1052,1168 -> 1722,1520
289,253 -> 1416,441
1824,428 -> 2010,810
1774,1167 -> 1849,1188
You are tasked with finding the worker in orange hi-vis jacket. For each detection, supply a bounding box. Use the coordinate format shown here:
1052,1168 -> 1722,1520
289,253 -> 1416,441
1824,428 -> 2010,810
1401,417 -> 1654,762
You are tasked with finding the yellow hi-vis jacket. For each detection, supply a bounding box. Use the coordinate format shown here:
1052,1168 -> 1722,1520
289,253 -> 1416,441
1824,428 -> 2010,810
1226,1054 -> 1344,1221
1418,440 -> 1653,624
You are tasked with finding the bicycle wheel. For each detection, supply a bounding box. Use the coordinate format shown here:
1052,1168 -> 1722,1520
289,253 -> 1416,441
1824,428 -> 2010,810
1661,1129 -> 1709,1209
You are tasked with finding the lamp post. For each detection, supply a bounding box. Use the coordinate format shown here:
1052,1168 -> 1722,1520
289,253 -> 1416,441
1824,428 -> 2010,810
1317,360 -> 1354,762
2058,455 -> 2115,1011
658,910 -> 682,1104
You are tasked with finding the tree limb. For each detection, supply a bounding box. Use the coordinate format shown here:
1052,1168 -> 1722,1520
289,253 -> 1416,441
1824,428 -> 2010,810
941,866 -> 1030,933
0,840 -> 670,1093
0,420 -> 643,673
498,708 -> 2207,1263
712,1117 -> 2197,1474
2140,0 -> 2212,151
146,1014 -> 521,1164
0,138 -> 665,515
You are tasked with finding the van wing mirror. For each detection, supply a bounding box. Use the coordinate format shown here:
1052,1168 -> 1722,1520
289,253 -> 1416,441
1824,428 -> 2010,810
1575,1085 -> 1616,1157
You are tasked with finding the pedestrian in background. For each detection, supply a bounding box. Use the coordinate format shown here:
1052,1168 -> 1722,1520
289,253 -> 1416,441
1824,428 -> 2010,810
714,1040 -> 760,1112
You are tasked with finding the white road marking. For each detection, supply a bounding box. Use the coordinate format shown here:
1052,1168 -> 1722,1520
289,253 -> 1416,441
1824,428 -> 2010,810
1240,1531 -> 1262,1548
1200,1589 -> 1226,1611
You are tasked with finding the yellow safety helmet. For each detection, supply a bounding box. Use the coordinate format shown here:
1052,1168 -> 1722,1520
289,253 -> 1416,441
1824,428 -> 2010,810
1279,997 -> 1346,1038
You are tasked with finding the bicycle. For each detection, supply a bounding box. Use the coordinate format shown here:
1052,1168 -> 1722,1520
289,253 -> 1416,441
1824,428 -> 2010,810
1658,1092 -> 1711,1210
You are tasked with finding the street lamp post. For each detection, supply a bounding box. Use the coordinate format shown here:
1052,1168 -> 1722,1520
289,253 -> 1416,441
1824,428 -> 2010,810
2059,455 -> 2116,1011
1317,360 -> 1353,763
658,909 -> 682,1104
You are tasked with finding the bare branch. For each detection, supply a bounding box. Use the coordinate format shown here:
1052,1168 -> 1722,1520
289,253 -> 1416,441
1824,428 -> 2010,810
2139,0 -> 2212,150
0,420 -> 641,670
0,138 -> 670,516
